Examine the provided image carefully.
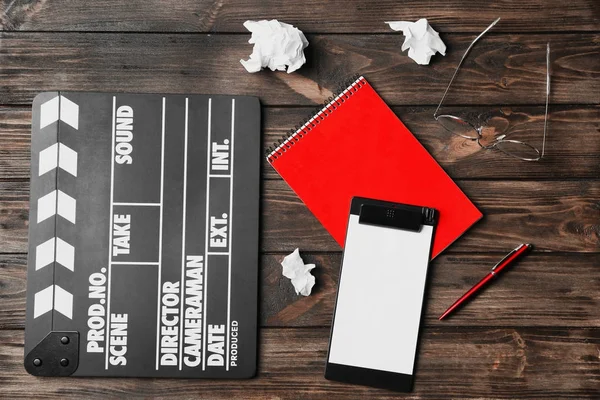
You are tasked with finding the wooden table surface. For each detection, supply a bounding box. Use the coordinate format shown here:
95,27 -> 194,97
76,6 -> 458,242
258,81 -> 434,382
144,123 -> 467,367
1,1 -> 599,398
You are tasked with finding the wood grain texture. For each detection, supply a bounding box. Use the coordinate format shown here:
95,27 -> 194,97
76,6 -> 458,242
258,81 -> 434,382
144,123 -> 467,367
1,33 -> 599,106
261,180 -> 600,253
3,106 -> 599,181
0,180 -> 598,254
264,105 -> 600,180
1,0 -> 599,33
0,181 -> 29,253
1,328 -> 598,399
2,253 -> 599,330
260,252 -> 600,328
0,108 -> 30,180
1,1 -> 598,397
0,254 -> 24,330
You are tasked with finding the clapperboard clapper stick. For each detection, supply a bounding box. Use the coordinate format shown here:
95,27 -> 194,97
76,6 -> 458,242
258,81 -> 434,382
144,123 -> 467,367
25,93 -> 261,378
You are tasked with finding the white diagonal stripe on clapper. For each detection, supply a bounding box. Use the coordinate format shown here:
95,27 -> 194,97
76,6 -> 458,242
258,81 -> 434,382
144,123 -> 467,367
35,237 -> 55,270
59,96 -> 79,130
54,285 -> 73,319
38,143 -> 77,177
58,143 -> 78,176
37,190 -> 76,224
55,238 -> 75,271
39,95 -> 79,129
57,190 -> 76,223
33,285 -> 54,318
39,96 -> 59,129
39,143 -> 58,176
35,237 -> 75,271
37,190 -> 57,223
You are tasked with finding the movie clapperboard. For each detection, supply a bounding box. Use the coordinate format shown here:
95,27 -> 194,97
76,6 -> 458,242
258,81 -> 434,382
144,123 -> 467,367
25,92 -> 261,378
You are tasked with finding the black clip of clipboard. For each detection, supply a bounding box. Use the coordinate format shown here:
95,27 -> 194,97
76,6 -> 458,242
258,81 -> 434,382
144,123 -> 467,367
358,203 -> 436,233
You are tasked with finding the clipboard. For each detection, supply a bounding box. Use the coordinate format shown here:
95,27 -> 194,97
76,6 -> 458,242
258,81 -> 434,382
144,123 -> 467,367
325,197 -> 438,392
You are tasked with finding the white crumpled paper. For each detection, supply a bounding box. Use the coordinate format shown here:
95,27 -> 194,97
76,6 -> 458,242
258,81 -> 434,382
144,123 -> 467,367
240,19 -> 309,73
386,18 -> 446,65
280,248 -> 316,296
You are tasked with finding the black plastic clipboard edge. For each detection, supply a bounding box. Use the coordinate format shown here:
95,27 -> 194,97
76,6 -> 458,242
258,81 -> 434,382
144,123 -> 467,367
324,196 -> 438,392
325,362 -> 414,392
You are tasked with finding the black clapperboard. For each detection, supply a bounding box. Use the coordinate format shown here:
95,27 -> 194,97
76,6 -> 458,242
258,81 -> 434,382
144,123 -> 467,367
25,92 -> 261,378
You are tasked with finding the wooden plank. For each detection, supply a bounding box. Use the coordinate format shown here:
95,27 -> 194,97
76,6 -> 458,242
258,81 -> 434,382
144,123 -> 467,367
0,180 -> 598,254
0,254 -> 23,330
261,180 -> 600,253
1,328 -> 598,398
1,0 -> 599,33
260,252 -> 600,328
1,33 -> 598,106
263,105 -> 600,180
0,181 -> 29,253
2,253 -> 598,330
4,106 -> 599,181
0,108 -> 30,180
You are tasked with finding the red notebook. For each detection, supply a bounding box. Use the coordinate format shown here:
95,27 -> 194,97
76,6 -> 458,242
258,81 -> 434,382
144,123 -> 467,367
267,76 -> 482,258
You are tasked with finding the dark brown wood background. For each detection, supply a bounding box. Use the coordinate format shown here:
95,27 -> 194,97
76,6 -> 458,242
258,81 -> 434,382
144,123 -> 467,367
1,1 -> 599,398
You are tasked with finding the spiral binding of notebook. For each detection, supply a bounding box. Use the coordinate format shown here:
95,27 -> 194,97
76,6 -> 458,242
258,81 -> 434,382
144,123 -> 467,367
266,75 -> 366,162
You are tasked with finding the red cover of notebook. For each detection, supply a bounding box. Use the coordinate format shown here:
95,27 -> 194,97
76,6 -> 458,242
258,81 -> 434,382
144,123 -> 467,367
267,76 -> 482,258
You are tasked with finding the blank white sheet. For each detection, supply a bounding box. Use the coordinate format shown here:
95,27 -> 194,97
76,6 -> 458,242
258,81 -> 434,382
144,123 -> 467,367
328,214 -> 433,375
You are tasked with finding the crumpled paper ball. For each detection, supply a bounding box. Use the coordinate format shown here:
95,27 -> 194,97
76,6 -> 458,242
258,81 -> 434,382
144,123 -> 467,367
386,18 -> 446,65
240,19 -> 309,73
280,248 -> 316,296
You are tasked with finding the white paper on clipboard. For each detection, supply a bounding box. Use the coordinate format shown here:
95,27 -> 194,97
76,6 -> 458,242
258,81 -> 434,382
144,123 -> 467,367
326,197 -> 437,391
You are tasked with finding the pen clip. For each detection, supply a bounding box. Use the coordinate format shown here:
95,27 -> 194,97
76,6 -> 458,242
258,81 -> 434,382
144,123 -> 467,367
491,244 -> 525,272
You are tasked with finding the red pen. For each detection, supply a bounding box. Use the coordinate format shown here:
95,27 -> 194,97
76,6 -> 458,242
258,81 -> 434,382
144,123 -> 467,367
439,243 -> 532,320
